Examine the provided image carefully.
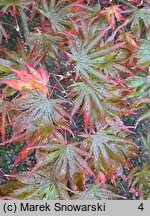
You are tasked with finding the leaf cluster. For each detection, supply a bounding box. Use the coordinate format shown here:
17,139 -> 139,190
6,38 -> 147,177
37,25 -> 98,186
0,0 -> 149,200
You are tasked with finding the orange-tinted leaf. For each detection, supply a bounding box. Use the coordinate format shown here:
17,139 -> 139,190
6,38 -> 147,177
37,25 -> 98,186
100,5 -> 125,28
1,65 -> 49,95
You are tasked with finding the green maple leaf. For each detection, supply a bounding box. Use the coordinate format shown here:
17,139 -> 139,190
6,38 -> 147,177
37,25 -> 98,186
67,18 -> 125,80
0,40 -> 42,67
141,130 -> 150,159
11,89 -> 71,138
26,24 -> 64,59
36,139 -> 93,183
29,137 -> 94,191
37,0 -> 76,31
127,74 -> 150,126
72,184 -> 123,200
0,90 -> 72,164
70,80 -> 112,130
130,7 -> 150,38
82,127 -> 138,179
136,37 -> 150,67
0,0 -> 34,14
0,168 -> 70,200
128,165 -> 150,200
70,79 -> 131,130
127,75 -> 150,102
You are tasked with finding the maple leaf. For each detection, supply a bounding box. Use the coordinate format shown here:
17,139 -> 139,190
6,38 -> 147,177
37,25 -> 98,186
16,39 -> 43,66
33,138 -> 94,189
127,74 -> 150,126
26,20 -> 65,59
10,89 -> 71,140
0,0 -> 34,15
66,19 -> 126,80
82,127 -> 138,181
0,39 -> 43,67
127,75 -> 149,99
0,168 -> 70,199
1,65 -> 49,95
0,89 -> 72,164
37,0 -> 83,32
127,75 -> 150,104
72,184 -> 123,200
12,128 -> 69,166
100,5 -> 125,28
118,30 -> 137,51
0,0 -> 149,201
70,79 -> 112,130
95,48 -> 132,79
136,37 -> 150,67
127,165 -> 150,199
130,7 -> 150,39
70,79 -> 132,130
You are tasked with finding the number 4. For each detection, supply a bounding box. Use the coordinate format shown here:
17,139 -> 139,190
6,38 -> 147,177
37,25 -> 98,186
138,203 -> 144,211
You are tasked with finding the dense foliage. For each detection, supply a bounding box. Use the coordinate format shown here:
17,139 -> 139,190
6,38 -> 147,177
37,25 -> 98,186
0,0 -> 149,200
